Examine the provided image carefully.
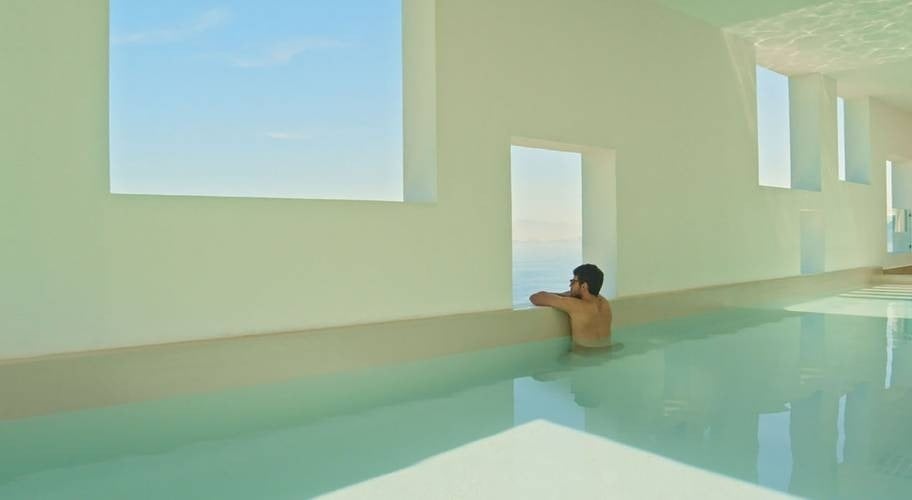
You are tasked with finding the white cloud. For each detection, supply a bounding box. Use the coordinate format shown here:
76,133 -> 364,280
231,38 -> 349,68
113,8 -> 230,45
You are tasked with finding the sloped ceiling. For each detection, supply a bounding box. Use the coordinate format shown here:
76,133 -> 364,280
653,0 -> 833,27
654,0 -> 912,112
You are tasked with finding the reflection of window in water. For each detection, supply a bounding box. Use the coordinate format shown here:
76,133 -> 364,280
837,394 -> 847,464
886,304 -> 901,389
512,376 -> 585,430
757,409 -> 793,491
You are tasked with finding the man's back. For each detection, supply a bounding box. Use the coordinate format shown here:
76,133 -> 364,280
568,296 -> 612,347
528,264 -> 612,349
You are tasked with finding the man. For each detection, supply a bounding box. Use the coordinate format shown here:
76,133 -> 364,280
529,264 -> 613,349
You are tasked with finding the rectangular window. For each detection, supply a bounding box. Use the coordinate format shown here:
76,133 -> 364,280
837,97 -> 846,181
756,65 -> 791,188
886,160 -> 911,253
109,0 -> 403,201
842,98 -> 872,185
511,145 -> 582,307
887,160 -> 896,252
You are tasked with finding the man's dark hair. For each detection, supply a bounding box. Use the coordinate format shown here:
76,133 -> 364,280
573,264 -> 604,295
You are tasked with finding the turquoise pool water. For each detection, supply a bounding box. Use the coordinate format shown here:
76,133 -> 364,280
2,288 -> 912,498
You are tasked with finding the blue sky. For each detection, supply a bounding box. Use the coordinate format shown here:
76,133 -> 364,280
511,146 -> 582,242
110,1 -> 585,240
109,0 -> 403,200
837,96 -> 846,180
756,65 -> 791,188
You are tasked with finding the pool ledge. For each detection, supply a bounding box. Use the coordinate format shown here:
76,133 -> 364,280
0,266 -> 882,420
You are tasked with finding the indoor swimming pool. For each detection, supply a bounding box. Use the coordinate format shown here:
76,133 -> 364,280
2,286 -> 912,498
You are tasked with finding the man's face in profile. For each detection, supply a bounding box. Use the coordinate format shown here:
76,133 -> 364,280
569,275 -> 582,298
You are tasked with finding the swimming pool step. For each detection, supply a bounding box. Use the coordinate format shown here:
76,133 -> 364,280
839,284 -> 912,301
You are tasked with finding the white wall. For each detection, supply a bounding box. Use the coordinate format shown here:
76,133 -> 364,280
3,0 -> 912,360
875,100 -> 912,267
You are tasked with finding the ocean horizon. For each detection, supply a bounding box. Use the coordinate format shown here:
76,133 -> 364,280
512,238 -> 581,306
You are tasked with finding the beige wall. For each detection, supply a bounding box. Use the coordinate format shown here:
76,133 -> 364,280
3,0 -> 912,360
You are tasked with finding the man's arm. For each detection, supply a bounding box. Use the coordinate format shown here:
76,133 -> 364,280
529,291 -> 581,313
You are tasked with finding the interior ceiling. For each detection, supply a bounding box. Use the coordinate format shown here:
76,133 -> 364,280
654,0 -> 912,112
